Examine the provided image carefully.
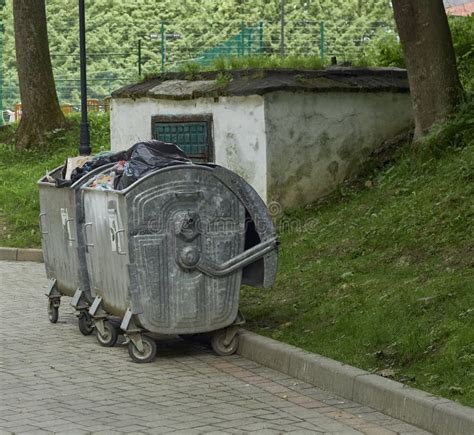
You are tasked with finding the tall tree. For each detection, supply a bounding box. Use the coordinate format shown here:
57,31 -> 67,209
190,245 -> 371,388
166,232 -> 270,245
392,0 -> 463,139
13,0 -> 66,150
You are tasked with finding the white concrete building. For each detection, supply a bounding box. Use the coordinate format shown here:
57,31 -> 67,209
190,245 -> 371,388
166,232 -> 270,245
111,68 -> 413,208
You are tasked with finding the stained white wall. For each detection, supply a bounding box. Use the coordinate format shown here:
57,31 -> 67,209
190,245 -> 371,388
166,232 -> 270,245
264,91 -> 414,208
111,96 -> 267,200
111,91 -> 414,208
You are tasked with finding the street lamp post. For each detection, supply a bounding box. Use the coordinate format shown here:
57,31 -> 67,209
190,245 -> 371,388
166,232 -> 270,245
78,0 -> 91,156
280,0 -> 285,56
0,0 -> 5,126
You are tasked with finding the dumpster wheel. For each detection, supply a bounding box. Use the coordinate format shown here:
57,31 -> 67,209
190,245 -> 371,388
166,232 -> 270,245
211,328 -> 240,356
128,335 -> 157,363
95,320 -> 118,347
78,312 -> 94,336
47,299 -> 59,324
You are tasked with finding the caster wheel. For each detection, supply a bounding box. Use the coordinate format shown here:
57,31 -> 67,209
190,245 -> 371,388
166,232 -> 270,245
211,329 -> 239,356
48,302 -> 59,324
128,336 -> 157,363
96,320 -> 118,347
78,312 -> 94,336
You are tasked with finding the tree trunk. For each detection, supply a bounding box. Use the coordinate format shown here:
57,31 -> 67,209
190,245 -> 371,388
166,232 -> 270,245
13,0 -> 66,150
392,0 -> 463,139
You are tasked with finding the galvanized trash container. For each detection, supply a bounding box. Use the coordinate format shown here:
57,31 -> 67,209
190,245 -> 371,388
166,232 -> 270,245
83,163 -> 278,362
38,164 -> 113,335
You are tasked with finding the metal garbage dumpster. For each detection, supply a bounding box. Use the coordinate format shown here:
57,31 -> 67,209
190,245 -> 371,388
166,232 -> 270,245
83,163 -> 278,362
38,164 -> 113,334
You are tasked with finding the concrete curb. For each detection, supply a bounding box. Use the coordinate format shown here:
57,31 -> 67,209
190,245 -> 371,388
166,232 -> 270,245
0,247 -> 43,262
238,330 -> 474,435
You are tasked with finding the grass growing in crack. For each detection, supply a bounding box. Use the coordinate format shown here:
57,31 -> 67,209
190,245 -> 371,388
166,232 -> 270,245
176,54 -> 325,76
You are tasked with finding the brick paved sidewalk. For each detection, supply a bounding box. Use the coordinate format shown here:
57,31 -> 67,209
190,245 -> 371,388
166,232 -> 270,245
0,261 -> 431,435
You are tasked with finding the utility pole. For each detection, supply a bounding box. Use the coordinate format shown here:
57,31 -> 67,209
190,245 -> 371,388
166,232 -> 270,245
280,0 -> 285,56
78,0 -> 91,156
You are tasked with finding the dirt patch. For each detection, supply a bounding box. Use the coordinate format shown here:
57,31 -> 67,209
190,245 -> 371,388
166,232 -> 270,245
345,129 -> 414,190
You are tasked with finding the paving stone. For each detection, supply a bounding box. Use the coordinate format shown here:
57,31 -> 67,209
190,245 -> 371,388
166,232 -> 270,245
0,261 -> 430,434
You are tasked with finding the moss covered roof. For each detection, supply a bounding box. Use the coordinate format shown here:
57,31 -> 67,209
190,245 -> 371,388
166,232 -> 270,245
112,67 -> 409,100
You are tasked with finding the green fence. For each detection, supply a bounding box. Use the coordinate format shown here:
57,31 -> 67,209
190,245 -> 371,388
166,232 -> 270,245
143,19 -> 394,73
194,24 -> 264,67
0,18 -> 395,118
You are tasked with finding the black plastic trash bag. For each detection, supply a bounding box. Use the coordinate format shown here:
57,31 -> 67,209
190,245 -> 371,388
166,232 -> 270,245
115,140 -> 191,190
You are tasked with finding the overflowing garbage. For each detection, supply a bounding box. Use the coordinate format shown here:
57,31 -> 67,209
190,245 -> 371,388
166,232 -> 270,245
48,140 -> 191,190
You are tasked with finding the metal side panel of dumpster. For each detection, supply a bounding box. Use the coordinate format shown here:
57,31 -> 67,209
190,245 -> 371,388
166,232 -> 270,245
38,167 -> 87,297
122,165 -> 246,335
38,164 -> 115,299
38,168 -> 77,296
83,187 -> 130,317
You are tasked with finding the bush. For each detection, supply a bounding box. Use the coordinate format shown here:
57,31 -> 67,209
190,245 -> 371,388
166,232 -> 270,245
357,31 -> 405,67
421,96 -> 474,156
357,14 -> 474,92
450,15 -> 474,92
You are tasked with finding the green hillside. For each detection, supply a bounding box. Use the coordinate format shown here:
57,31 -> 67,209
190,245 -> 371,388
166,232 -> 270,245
0,0 -> 394,107
241,100 -> 474,406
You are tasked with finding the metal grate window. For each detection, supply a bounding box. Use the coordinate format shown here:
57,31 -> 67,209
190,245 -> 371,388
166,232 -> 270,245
152,116 -> 213,162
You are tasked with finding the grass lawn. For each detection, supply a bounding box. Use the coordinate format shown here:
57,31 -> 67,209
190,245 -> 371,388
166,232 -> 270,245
0,107 -> 472,407
0,113 -> 110,247
241,104 -> 474,406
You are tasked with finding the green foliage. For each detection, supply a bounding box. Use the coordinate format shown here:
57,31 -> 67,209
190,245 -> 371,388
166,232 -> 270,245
450,15 -> 474,92
356,31 -> 405,67
241,101 -> 474,406
211,54 -> 324,70
0,0 -> 395,108
1,0 -> 472,105
421,97 -> 474,155
357,15 -> 474,93
178,54 -> 324,75
215,72 -> 232,86
179,61 -> 201,80
0,113 -> 110,248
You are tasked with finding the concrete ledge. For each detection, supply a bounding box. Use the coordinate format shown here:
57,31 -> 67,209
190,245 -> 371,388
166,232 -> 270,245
0,247 -> 18,261
432,402 -> 474,435
352,372 -> 450,430
17,248 -> 43,262
238,330 -> 474,435
0,247 -> 43,262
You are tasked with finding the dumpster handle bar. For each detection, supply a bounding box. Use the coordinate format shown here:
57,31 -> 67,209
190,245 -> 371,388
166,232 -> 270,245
195,237 -> 277,277
39,212 -> 48,235
114,229 -> 127,255
84,223 -> 94,247
65,218 -> 75,242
